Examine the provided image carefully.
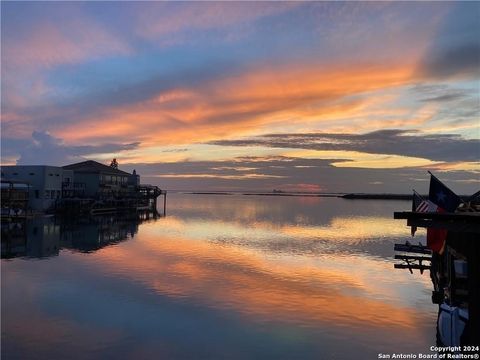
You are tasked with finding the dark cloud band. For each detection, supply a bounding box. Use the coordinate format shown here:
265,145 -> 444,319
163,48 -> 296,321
210,130 -> 480,162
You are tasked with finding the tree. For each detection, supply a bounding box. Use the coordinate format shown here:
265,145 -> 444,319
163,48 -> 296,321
110,158 -> 118,169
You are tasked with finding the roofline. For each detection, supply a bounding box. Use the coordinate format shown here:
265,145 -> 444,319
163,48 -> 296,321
62,160 -> 132,176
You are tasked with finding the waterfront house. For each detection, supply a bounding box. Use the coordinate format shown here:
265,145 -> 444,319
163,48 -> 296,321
1,165 -> 72,211
63,160 -> 138,198
1,160 -> 163,214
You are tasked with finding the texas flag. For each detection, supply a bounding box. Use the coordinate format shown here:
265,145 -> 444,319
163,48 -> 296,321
428,173 -> 462,213
426,173 -> 462,253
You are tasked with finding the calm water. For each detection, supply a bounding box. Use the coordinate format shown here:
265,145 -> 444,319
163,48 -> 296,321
1,194 -> 437,359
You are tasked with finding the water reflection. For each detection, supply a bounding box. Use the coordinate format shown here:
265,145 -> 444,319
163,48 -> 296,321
1,211 -> 160,259
2,194 -> 438,359
2,217 -> 61,259
160,195 -> 427,262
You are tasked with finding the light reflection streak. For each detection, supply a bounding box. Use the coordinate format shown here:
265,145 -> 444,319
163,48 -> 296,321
88,230 -> 432,335
142,214 -> 420,243
60,206 -> 434,333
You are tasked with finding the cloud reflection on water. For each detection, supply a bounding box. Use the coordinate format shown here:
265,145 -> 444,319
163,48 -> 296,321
2,195 -> 436,358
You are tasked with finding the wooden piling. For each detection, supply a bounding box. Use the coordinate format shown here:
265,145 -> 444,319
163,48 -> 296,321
163,191 -> 167,216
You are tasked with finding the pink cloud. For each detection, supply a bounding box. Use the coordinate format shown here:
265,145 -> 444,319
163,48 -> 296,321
3,20 -> 130,70
278,183 -> 324,193
2,15 -> 132,126
134,2 -> 299,42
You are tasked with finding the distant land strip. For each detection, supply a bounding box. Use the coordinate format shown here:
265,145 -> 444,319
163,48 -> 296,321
184,192 -> 473,200
184,192 -> 411,199
186,191 -> 341,197
342,194 -> 414,200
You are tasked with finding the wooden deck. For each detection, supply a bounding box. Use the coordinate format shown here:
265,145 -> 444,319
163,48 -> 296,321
394,211 -> 480,233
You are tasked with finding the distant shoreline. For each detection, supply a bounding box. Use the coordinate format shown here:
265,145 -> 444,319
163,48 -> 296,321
341,193 -> 413,200
182,191 -> 417,200
181,192 -> 474,201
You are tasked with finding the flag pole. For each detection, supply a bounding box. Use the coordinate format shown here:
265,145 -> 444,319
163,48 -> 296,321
412,189 -> 426,201
410,189 -> 424,236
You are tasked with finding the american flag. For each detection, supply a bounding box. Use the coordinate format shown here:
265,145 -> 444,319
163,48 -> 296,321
415,199 -> 437,213
411,191 -> 437,236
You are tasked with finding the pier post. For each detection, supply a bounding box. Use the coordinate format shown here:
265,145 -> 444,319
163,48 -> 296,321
163,191 -> 167,216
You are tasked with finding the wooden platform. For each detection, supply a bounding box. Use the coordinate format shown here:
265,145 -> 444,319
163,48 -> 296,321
394,211 -> 480,233
394,209 -> 480,345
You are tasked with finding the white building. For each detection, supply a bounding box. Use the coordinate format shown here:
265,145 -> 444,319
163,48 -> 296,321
1,165 -> 73,211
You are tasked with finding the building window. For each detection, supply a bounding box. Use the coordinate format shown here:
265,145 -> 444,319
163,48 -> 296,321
13,172 -> 18,175
44,190 -> 50,199
51,190 -> 56,199
48,173 -> 53,176
57,190 -> 61,198
29,173 -> 35,175
35,190 -> 39,199
55,174 -> 60,177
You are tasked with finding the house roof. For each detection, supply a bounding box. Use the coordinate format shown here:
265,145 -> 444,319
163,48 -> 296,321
63,160 -> 131,176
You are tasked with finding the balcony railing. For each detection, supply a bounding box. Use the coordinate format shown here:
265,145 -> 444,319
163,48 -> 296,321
62,182 -> 86,189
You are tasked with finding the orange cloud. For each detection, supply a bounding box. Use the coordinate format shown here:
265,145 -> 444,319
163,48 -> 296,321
421,161 -> 480,172
151,173 -> 285,180
56,61 -> 418,149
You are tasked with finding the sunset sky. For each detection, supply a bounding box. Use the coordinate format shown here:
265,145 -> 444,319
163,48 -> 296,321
1,1 -> 479,193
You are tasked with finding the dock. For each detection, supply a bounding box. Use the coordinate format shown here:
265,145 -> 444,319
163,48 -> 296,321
394,210 -> 480,346
57,188 -> 167,216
